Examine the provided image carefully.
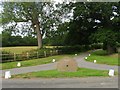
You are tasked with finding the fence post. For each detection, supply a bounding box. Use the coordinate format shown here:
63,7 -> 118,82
14,53 -> 16,61
44,51 -> 46,57
50,50 -> 52,56
27,52 -> 29,59
37,52 -> 39,58
56,50 -> 58,55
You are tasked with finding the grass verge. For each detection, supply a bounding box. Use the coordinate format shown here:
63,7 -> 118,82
12,68 -> 117,78
1,54 -> 75,70
86,50 -> 118,66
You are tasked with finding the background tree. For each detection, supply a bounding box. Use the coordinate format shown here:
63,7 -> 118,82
61,2 -> 119,54
2,2 -> 57,48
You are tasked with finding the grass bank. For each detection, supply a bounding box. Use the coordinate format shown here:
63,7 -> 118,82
86,50 -> 118,66
12,68 -> 117,78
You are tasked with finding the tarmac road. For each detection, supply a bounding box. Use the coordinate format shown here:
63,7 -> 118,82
2,77 -> 118,88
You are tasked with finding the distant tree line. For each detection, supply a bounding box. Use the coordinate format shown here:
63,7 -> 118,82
2,30 -> 37,47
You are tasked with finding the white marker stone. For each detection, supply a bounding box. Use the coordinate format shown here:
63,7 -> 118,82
75,54 -> 77,56
108,69 -> 114,77
52,59 -> 56,63
89,54 -> 91,56
94,60 -> 96,63
17,62 -> 21,67
85,57 -> 87,60
5,71 -> 11,79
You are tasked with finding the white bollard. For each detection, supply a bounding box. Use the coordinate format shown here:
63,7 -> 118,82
5,71 -> 11,79
89,54 -> 91,56
85,57 -> 87,60
52,59 -> 56,63
108,69 -> 114,77
94,60 -> 96,63
75,54 -> 77,56
17,62 -> 21,67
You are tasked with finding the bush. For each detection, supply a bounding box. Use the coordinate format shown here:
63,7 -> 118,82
91,43 -> 103,49
57,45 -> 91,54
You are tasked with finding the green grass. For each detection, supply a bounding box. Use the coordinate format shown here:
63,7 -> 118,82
12,68 -> 117,78
86,50 -> 118,66
1,46 -> 38,54
1,54 -> 75,70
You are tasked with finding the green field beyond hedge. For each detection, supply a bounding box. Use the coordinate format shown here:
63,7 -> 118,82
86,50 -> 118,66
12,68 -> 117,78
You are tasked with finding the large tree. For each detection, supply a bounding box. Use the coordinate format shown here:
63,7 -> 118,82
2,2 -> 57,48
62,2 -> 120,54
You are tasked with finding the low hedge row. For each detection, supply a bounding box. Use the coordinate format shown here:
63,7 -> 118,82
1,43 -> 103,63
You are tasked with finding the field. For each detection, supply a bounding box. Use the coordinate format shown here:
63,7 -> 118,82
86,50 -> 118,66
12,68 -> 117,78
1,46 -> 38,54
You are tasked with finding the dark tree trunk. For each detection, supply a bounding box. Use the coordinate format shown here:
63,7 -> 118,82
107,44 -> 116,54
36,23 -> 42,49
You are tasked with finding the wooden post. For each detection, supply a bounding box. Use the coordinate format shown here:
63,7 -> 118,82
14,53 -> 16,61
44,51 -> 46,57
56,50 -> 58,55
27,52 -> 29,59
50,50 -> 52,56
37,52 -> 39,58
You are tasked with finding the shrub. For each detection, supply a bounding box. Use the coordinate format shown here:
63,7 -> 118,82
57,45 -> 91,54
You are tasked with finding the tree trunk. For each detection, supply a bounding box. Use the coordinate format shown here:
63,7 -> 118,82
107,44 -> 116,54
36,24 -> 42,49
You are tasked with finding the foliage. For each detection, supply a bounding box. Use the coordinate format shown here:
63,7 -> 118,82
57,45 -> 91,54
2,30 -> 37,47
90,28 -> 118,47
2,2 -> 61,48
60,2 -> 120,54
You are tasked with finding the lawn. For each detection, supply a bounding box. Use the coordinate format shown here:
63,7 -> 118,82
12,68 -> 117,78
86,50 -> 118,66
1,54 -> 75,70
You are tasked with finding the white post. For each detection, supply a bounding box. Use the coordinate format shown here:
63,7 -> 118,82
17,62 -> 21,67
85,57 -> 87,60
89,54 -> 91,56
108,69 -> 115,76
5,71 -> 11,79
52,59 -> 56,63
94,60 -> 96,63
75,54 -> 77,56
